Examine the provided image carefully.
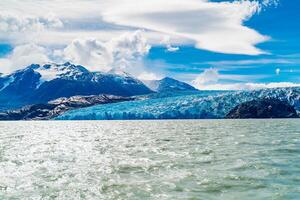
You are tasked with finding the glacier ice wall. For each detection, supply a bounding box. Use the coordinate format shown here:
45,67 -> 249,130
56,87 -> 300,120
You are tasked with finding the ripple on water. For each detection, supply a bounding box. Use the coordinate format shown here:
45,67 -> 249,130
0,119 -> 299,200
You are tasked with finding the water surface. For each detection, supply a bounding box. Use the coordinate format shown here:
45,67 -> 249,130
0,120 -> 299,199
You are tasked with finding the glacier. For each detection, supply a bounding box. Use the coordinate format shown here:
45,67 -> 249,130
56,87 -> 300,120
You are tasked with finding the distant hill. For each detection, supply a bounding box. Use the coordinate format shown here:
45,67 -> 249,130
144,77 -> 198,92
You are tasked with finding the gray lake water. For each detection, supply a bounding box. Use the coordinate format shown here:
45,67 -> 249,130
0,120 -> 299,200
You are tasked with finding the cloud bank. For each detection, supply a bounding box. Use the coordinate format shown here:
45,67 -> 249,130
0,44 -> 50,74
195,82 -> 300,91
0,0 -> 277,55
0,31 -> 151,74
56,30 -> 151,72
0,12 -> 63,33
192,68 -> 300,90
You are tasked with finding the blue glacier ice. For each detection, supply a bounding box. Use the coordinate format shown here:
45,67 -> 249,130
56,87 -> 300,120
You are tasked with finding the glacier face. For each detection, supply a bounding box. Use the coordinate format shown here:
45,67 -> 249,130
56,87 -> 300,120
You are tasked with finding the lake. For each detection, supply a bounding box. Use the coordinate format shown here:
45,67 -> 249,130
0,120 -> 299,199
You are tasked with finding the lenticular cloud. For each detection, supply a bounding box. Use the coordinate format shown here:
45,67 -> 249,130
101,0 -> 269,55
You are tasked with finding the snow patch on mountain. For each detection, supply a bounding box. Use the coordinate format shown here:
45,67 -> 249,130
0,76 -> 15,91
32,62 -> 87,82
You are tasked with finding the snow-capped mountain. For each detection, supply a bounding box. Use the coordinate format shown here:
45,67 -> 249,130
144,77 -> 198,92
0,62 -> 152,110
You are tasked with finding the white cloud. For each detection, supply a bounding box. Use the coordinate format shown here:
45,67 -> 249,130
161,36 -> 180,52
110,30 -> 151,69
102,0 -> 269,55
195,82 -> 300,91
0,43 -> 50,74
166,45 -> 180,52
202,58 -> 293,66
0,31 -> 151,74
192,68 -> 220,86
0,0 -> 276,55
54,38 -> 112,72
0,11 -> 64,45
138,72 -> 161,81
192,67 -> 300,91
56,30 -> 151,72
0,12 -> 63,33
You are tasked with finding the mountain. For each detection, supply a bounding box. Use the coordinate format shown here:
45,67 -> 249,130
0,62 -> 152,110
143,77 -> 198,92
226,98 -> 298,119
56,87 -> 300,120
0,94 -> 134,120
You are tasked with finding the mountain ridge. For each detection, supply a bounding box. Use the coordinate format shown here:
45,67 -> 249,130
0,62 -> 153,110
0,62 -> 199,111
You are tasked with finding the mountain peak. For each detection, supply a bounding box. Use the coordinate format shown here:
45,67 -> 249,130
161,77 -> 179,82
144,77 -> 198,92
27,63 -> 88,82
162,77 -> 174,80
63,62 -> 72,66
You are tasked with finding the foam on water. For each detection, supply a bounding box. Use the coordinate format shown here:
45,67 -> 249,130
0,120 -> 299,199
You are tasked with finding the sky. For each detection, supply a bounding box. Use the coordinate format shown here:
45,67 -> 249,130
0,0 -> 299,90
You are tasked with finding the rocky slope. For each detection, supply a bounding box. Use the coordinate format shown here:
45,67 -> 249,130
0,94 -> 134,120
226,98 -> 298,119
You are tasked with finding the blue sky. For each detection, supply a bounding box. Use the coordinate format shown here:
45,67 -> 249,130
0,44 -> 11,57
0,0 -> 299,90
147,0 -> 300,87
